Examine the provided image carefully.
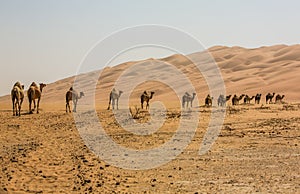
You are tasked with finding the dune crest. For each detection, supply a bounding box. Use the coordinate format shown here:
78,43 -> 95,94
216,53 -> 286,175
1,44 -> 299,109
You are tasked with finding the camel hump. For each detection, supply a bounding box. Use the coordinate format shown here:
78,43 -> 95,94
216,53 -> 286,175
14,81 -> 22,88
30,82 -> 38,88
185,92 -> 191,96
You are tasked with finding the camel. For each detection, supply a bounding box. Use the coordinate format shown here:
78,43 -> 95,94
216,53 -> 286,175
66,87 -> 85,113
255,94 -> 262,104
275,94 -> 285,104
266,93 -> 275,104
226,95 -> 232,102
11,82 -> 24,116
243,95 -> 255,104
141,91 -> 155,109
107,88 -> 123,110
182,92 -> 196,108
205,94 -> 213,107
232,94 -> 245,105
27,82 -> 46,114
217,94 -> 226,107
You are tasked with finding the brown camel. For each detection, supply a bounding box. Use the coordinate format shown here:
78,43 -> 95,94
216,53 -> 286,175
232,94 -> 245,105
141,91 -> 155,109
182,92 -> 196,108
205,94 -> 213,107
275,94 -> 285,104
27,82 -> 46,114
266,93 -> 275,104
255,94 -> 262,104
11,82 -> 24,116
226,95 -> 232,102
243,95 -> 255,104
107,88 -> 123,110
66,87 -> 85,113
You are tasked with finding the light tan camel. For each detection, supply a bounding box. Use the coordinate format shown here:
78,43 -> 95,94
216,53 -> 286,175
255,93 -> 262,104
275,94 -> 285,104
232,94 -> 245,105
107,88 -> 123,110
66,87 -> 85,113
205,94 -> 213,107
217,94 -> 226,107
11,82 -> 24,116
266,93 -> 275,104
141,91 -> 155,109
27,82 -> 46,114
182,92 -> 196,108
243,95 -> 255,104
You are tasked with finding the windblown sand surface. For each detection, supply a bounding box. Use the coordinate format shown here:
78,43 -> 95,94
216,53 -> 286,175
0,44 -> 300,193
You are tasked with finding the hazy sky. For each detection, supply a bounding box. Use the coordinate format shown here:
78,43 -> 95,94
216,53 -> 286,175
1,0 -> 300,95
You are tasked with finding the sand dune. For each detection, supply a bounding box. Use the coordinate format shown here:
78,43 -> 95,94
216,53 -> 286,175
1,44 -> 300,110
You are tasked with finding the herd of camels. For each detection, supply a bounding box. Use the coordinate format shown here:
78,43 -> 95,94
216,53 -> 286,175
10,81 -> 285,116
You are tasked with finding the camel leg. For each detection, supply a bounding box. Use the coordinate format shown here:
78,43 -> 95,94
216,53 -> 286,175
37,98 -> 40,114
73,99 -> 77,112
29,100 -> 33,114
107,97 -> 111,110
18,99 -> 22,116
66,101 -> 71,113
33,100 -> 36,111
17,102 -> 20,116
141,102 -> 143,109
17,102 -> 21,116
116,98 -> 119,110
12,99 -> 15,116
14,102 -> 18,116
146,101 -> 149,110
112,100 -> 115,110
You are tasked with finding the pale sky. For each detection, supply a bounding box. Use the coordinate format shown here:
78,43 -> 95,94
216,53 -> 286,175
1,0 -> 300,95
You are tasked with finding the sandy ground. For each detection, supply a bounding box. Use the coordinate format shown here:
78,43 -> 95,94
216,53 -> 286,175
1,44 -> 300,193
0,103 -> 299,193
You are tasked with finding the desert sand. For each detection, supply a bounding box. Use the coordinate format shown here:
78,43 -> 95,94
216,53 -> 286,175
0,44 -> 300,193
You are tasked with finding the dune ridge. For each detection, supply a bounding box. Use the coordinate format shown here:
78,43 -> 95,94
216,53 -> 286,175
1,44 -> 299,110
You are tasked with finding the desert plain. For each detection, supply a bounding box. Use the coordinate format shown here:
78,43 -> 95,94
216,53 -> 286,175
0,45 -> 299,193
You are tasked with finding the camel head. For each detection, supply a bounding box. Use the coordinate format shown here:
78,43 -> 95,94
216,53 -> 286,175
150,91 -> 155,99
119,90 -> 123,96
192,93 -> 196,97
39,83 -> 47,92
79,92 -> 85,98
